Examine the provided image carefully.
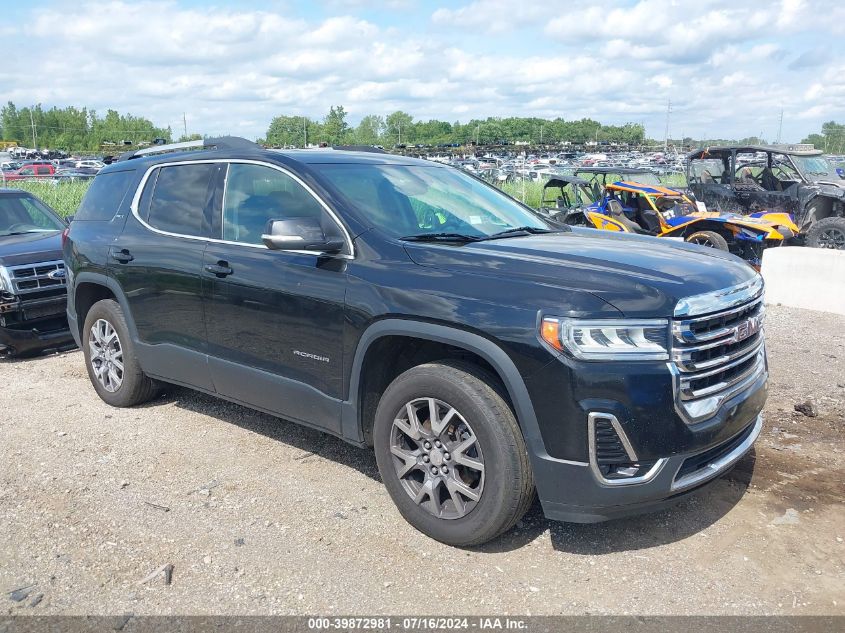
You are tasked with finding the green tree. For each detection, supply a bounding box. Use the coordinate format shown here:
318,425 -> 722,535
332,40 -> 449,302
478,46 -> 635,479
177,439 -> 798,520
265,115 -> 313,147
354,114 -> 385,145
386,111 -> 413,145
322,105 -> 349,145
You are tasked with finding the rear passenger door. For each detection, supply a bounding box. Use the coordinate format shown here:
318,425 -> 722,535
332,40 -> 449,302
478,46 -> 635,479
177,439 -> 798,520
202,162 -> 348,434
110,161 -> 223,391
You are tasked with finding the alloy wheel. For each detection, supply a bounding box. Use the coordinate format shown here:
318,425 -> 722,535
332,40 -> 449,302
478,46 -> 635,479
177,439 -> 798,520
690,235 -> 717,248
818,227 -> 845,249
389,398 -> 485,520
88,318 -> 124,392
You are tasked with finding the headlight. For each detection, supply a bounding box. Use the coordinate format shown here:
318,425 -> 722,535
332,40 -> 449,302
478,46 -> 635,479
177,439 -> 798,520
541,318 -> 670,361
0,266 -> 12,294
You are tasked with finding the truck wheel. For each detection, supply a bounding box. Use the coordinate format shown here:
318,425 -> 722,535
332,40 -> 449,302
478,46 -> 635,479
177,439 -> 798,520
805,217 -> 845,250
686,230 -> 729,251
373,361 -> 534,547
82,299 -> 160,407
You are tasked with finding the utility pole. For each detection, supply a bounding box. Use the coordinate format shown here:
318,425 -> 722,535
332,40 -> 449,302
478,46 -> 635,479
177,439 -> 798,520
776,108 -> 784,144
476,125 -> 480,145
663,99 -> 672,152
183,112 -> 188,139
303,118 -> 307,147
29,110 -> 37,148
540,125 -> 544,145
397,120 -> 401,145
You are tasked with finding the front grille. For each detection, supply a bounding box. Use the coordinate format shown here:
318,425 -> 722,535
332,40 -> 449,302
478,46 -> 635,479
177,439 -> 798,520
671,292 -> 766,423
7,260 -> 66,295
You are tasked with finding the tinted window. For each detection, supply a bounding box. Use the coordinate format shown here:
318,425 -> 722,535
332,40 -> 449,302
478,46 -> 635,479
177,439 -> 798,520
75,170 -> 135,221
222,163 -> 326,245
146,163 -> 216,236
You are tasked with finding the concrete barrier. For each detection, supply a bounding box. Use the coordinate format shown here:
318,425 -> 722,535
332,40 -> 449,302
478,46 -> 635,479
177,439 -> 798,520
761,247 -> 845,316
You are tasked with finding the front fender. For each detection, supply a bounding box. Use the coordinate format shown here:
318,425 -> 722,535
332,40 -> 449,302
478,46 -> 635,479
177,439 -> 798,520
342,318 -> 554,462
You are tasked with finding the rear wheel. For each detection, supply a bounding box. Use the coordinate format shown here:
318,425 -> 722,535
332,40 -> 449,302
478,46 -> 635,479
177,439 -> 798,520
373,361 -> 534,547
686,230 -> 729,251
82,299 -> 160,407
805,217 -> 845,250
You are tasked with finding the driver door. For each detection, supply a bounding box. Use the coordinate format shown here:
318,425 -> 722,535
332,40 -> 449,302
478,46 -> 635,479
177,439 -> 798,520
202,162 -> 348,433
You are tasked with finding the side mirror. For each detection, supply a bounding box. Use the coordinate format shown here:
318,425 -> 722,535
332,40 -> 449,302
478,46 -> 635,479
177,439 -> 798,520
261,217 -> 344,253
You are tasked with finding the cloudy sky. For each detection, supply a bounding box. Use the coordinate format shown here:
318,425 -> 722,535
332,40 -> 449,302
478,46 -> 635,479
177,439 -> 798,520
2,0 -> 843,142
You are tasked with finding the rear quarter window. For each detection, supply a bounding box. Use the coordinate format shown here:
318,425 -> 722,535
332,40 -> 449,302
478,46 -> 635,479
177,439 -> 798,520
75,170 -> 136,221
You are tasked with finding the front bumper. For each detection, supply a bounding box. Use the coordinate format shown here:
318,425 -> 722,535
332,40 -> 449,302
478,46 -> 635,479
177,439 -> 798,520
535,412 -> 763,523
0,320 -> 75,355
0,294 -> 75,356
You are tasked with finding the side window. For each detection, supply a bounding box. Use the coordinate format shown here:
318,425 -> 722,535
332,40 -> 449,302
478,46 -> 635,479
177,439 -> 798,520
146,163 -> 216,236
75,170 -> 135,221
20,167 -> 34,175
222,163 -> 329,245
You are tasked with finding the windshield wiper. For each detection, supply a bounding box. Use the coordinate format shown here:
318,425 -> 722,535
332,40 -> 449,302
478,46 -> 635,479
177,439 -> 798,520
476,226 -> 560,241
399,232 -> 482,243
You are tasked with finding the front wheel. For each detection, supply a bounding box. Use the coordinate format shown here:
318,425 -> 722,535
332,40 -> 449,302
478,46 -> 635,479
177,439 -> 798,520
805,216 -> 845,250
686,230 -> 729,251
373,361 -> 534,547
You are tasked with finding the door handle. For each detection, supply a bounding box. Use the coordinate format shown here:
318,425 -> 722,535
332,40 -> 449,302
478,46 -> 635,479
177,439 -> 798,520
204,261 -> 233,277
110,248 -> 134,263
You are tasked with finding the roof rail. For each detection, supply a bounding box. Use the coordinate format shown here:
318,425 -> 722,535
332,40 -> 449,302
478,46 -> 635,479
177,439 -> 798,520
116,136 -> 260,162
331,145 -> 388,154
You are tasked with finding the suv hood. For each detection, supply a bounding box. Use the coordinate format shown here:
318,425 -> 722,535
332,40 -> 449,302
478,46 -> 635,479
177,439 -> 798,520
0,231 -> 63,267
404,228 -> 758,318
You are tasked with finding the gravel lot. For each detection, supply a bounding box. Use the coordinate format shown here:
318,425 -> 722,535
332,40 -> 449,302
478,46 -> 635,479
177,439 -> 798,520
1,305 -> 843,615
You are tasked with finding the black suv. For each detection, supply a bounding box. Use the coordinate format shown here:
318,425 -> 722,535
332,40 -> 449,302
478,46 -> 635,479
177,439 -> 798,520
64,138 -> 768,546
0,189 -> 74,355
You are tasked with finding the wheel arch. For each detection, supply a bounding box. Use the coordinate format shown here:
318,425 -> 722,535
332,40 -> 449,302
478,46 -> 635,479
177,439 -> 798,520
343,319 -> 547,458
673,219 -> 736,241
802,195 -> 840,230
71,273 -> 139,343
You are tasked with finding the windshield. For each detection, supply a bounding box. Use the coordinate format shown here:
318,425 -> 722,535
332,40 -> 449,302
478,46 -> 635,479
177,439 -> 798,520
790,155 -> 841,180
0,194 -> 65,236
654,195 -> 696,219
689,159 -> 727,184
316,164 -> 550,238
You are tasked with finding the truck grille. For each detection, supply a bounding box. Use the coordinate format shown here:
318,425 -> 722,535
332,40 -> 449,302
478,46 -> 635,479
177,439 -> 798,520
671,284 -> 767,424
8,260 -> 67,295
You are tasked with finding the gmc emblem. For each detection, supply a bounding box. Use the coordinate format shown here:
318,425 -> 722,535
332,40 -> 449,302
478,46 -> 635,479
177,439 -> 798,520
734,316 -> 761,342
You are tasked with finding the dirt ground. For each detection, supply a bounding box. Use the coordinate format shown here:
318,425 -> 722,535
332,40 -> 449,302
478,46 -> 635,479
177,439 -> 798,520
0,305 -> 843,615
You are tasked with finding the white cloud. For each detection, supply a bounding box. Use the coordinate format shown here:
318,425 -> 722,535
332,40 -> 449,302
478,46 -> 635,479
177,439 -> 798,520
1,0 -> 842,142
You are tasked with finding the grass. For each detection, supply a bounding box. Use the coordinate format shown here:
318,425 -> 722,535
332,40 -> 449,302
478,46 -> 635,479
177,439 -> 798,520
498,173 -> 688,208
2,179 -> 91,217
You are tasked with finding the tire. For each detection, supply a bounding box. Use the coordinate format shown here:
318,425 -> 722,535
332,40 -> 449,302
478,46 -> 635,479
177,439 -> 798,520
82,299 -> 160,407
373,361 -> 534,547
805,216 -> 845,250
686,230 -> 729,251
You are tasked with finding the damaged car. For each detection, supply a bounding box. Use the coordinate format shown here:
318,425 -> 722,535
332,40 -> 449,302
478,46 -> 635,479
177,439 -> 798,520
0,189 -> 74,356
687,145 -> 845,249
564,181 -> 797,265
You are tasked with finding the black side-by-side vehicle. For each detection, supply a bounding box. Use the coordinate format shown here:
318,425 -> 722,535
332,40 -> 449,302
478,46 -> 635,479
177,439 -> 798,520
63,138 -> 768,546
